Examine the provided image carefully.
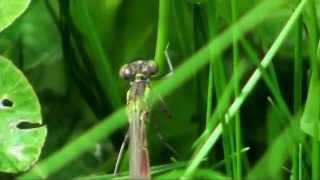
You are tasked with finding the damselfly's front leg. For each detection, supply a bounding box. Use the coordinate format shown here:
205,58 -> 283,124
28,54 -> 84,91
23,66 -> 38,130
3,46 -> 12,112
113,131 -> 129,176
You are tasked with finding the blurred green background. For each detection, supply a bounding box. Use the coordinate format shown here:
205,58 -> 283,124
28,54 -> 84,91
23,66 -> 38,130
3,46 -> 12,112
0,0 -> 319,179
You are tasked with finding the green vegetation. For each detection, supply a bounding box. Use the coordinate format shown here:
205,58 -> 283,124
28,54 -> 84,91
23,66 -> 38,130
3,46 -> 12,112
0,0 -> 319,179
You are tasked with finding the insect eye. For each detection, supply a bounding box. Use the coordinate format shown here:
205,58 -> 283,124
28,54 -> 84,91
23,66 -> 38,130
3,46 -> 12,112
146,61 -> 158,75
119,65 -> 133,80
136,60 -> 144,65
141,64 -> 157,76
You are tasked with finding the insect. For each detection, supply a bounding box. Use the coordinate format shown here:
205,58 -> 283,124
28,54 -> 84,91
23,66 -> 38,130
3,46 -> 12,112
115,60 -> 158,179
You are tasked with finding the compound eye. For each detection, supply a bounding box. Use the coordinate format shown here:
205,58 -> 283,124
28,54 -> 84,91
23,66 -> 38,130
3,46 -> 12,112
141,61 -> 157,76
136,60 -> 144,66
146,60 -> 158,75
119,64 -> 133,80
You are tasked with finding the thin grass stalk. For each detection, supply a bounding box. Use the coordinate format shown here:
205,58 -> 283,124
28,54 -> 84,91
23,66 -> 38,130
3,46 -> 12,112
206,63 -> 214,130
299,143 -> 303,180
151,0 -> 287,104
303,1 -> 320,179
226,0 -> 307,122
292,0 -> 303,178
292,143 -> 299,179
206,0 -> 230,175
247,118 -> 300,178
231,0 -> 242,178
293,0 -> 303,113
221,121 -> 233,176
226,115 -> 236,177
154,0 -> 170,75
205,0 -> 215,133
183,0 -> 307,177
75,0 -> 121,109
184,62 -> 249,178
240,39 -> 291,119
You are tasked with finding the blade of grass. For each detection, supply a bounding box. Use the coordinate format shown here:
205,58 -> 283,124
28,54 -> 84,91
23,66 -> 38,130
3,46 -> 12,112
292,0 -> 303,178
206,1 -> 233,177
301,1 -> 319,179
74,0 -> 121,109
231,0 -> 242,178
225,114 -> 236,177
151,0 -> 287,105
293,0 -> 303,113
194,0 -> 227,150
221,116 -> 234,177
205,2 -> 229,174
183,0 -> 307,177
58,0 -> 108,117
154,0 -> 170,75
19,0 -> 286,178
206,0 -> 227,110
299,143 -> 303,180
212,147 -> 250,169
240,38 -> 291,119
157,168 -> 229,180
186,61 -> 248,178
247,118 -> 300,178
171,1 -> 194,57
74,162 -> 186,180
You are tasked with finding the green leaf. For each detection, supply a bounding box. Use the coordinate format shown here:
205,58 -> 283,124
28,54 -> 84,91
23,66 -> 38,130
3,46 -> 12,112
0,0 -> 31,32
0,56 -> 46,173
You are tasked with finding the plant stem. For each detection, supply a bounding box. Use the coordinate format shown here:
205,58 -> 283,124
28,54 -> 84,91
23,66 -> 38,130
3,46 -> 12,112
155,0 -> 170,75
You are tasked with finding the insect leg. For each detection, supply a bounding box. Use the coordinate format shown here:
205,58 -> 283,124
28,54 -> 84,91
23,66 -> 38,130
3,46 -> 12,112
150,111 -> 181,158
164,43 -> 174,76
114,131 -> 129,176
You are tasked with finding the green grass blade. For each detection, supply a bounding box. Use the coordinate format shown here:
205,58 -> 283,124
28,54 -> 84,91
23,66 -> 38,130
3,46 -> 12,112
157,169 -> 229,180
171,1 -> 194,57
293,0 -> 304,113
205,0 -> 215,132
240,38 -> 291,119
183,0 -> 307,177
292,0 -> 304,179
205,0 -> 227,139
299,143 -> 303,180
151,0 -> 287,105
231,0 -> 242,178
74,162 -> 186,180
247,118 -> 300,178
74,0 -> 121,109
300,1 -> 319,179
226,0 -> 306,121
154,0 -> 170,75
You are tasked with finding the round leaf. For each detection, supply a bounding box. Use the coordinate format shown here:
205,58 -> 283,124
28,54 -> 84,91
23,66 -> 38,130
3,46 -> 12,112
0,56 -> 47,173
0,0 -> 31,32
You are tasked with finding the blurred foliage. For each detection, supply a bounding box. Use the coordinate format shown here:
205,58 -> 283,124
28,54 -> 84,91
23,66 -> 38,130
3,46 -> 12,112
0,0 -> 319,179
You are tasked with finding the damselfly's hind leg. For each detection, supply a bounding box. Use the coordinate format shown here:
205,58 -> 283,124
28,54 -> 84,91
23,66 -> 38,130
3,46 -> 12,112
113,131 -> 129,176
150,111 -> 181,159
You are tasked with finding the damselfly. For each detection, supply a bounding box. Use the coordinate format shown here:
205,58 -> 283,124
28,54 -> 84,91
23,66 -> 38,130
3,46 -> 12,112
115,60 -> 158,179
